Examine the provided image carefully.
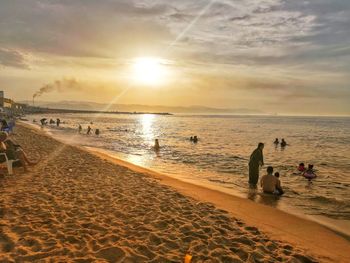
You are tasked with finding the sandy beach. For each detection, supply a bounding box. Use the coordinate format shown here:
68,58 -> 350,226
0,124 -> 349,262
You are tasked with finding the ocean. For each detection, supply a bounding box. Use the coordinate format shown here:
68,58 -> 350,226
25,113 -> 350,234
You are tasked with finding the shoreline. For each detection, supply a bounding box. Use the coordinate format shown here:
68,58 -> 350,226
88,149 -> 350,260
14,122 -> 350,262
23,121 -> 350,240
87,147 -> 350,241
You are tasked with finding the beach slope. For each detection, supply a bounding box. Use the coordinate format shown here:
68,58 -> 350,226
0,124 -> 348,262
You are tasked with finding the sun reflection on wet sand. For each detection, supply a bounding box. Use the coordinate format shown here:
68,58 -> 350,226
125,154 -> 150,168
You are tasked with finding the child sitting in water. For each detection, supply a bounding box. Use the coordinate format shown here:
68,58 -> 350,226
274,172 -> 284,195
303,164 -> 317,180
298,163 -> 306,172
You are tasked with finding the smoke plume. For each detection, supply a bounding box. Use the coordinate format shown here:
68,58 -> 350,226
33,78 -> 81,98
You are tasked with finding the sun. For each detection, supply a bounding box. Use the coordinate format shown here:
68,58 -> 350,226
132,57 -> 167,86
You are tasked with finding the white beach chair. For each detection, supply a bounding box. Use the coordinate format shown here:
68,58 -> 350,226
0,153 -> 18,175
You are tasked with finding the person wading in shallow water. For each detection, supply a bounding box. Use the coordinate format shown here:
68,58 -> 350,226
248,142 -> 264,188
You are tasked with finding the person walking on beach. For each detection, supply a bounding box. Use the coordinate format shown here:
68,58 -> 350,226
248,142 -> 264,187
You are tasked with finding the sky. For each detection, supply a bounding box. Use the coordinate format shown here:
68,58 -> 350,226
0,0 -> 349,115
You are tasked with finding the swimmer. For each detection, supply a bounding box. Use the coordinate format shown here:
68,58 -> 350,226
281,138 -> 287,147
298,163 -> 306,172
303,164 -> 317,180
193,136 -> 198,143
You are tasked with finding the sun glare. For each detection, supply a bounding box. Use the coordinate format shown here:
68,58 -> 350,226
132,57 -> 167,86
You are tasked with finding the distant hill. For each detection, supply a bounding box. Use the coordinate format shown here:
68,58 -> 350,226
20,100 -> 264,115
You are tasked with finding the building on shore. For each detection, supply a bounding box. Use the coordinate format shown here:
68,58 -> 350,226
0,90 -> 28,115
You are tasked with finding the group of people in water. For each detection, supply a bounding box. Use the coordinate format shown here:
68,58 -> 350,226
38,118 -> 62,127
190,136 -> 199,143
36,116 -> 317,197
249,141 -> 318,196
273,138 -> 287,147
298,163 -> 317,180
49,118 -> 61,126
153,135 -> 200,151
37,118 -> 101,136
80,124 -> 100,136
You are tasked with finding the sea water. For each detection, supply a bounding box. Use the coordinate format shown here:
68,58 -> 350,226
26,114 -> 350,232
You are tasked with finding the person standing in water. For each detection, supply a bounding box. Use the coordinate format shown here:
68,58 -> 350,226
78,124 -> 82,134
248,142 -> 264,187
56,118 -> 61,127
87,126 -> 92,135
40,118 -> 47,126
153,139 -> 160,151
281,138 -> 287,147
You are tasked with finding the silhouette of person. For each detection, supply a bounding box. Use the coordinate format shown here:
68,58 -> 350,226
248,142 -> 264,187
154,139 -> 160,151
281,138 -> 287,147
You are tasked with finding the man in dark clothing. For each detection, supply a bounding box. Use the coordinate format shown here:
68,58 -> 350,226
248,142 -> 264,187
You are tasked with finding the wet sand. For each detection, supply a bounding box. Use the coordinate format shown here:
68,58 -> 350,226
0,123 -> 349,262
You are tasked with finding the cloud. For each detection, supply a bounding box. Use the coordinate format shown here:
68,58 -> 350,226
0,0 -> 348,72
0,0 -> 173,58
0,0 -> 349,114
0,48 -> 29,69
